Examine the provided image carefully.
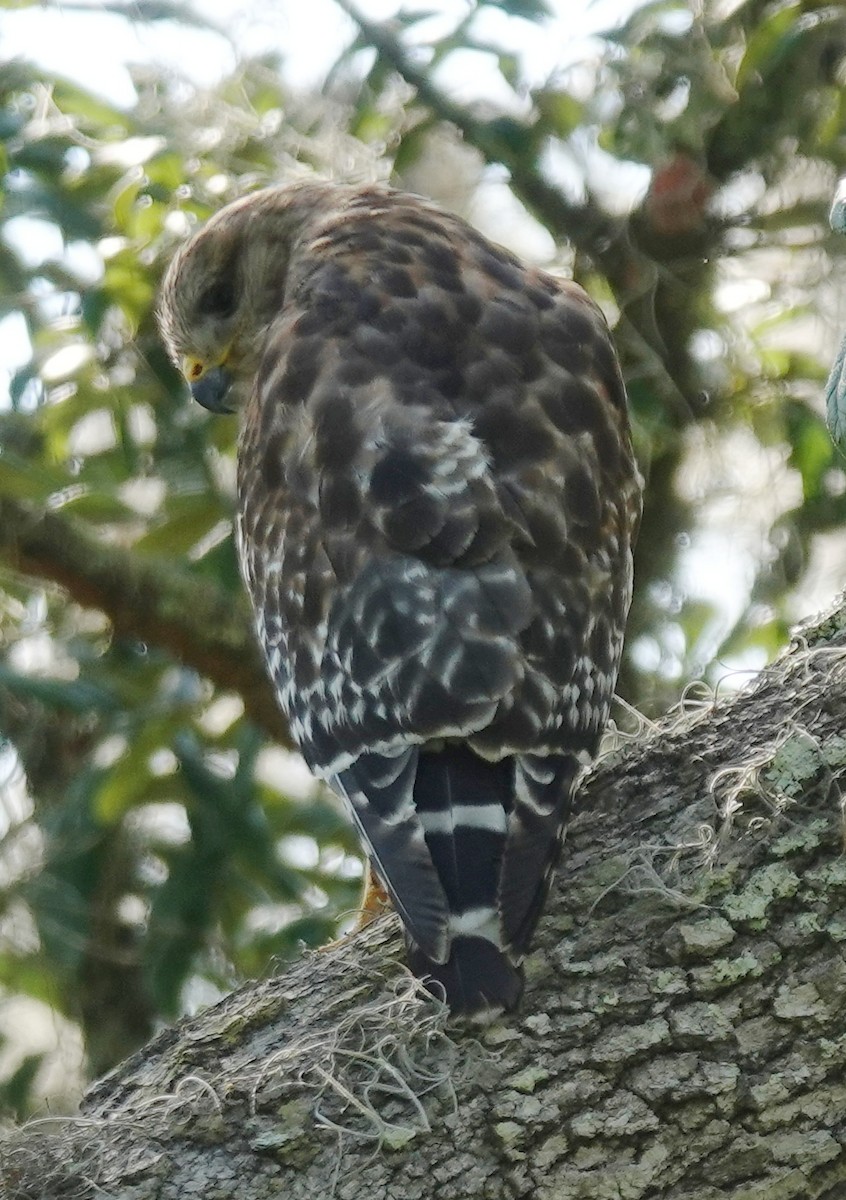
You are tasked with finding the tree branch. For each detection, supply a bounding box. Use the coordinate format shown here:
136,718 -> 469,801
6,598 -> 846,1198
0,495 -> 288,744
334,0 -> 618,250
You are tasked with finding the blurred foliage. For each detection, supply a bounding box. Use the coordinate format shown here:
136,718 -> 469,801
1,0 -> 846,1113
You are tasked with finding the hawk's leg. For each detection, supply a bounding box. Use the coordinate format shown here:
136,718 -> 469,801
317,864 -> 392,954
354,864 -> 391,931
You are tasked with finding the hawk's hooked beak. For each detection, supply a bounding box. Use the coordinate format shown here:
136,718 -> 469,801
182,357 -> 235,414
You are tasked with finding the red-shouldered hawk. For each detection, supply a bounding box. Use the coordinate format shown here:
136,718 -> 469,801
158,181 -> 641,1015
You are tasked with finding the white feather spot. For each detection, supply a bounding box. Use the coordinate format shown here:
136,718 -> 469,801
419,804 -> 507,835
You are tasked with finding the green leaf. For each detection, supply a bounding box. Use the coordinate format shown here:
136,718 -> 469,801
144,845 -> 218,1014
534,89 -> 585,138
51,488 -> 135,523
112,172 -> 145,232
0,454 -> 69,501
735,3 -> 802,91
0,666 -> 118,714
94,743 -> 157,823
0,1052 -> 45,1121
102,256 -> 155,327
134,493 -> 227,556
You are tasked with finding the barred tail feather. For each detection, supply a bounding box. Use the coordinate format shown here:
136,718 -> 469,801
407,936 -> 523,1015
338,744 -> 575,1015
500,753 -> 579,953
410,746 -> 521,1013
334,748 -> 450,963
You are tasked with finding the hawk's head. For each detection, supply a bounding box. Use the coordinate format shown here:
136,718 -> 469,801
158,182 -> 336,413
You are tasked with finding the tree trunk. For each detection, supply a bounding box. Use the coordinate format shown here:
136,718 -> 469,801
4,602 -> 846,1200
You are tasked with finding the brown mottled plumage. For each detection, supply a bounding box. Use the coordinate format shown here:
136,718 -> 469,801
158,181 -> 641,1015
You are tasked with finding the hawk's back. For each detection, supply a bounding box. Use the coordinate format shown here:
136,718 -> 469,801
232,182 -> 641,1013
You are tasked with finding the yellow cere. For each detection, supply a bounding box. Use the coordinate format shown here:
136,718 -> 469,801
182,356 -> 206,382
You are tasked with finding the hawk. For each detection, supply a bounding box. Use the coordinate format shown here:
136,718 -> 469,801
158,180 -> 641,1015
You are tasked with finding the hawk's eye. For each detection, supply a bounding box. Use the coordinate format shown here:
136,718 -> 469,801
197,280 -> 237,318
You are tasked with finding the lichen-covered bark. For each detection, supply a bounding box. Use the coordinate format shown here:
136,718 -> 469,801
4,612 -> 846,1199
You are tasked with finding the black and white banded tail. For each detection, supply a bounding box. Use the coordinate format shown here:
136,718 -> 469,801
337,743 -> 578,1015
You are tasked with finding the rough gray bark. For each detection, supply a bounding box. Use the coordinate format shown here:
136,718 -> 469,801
4,602 -> 846,1200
